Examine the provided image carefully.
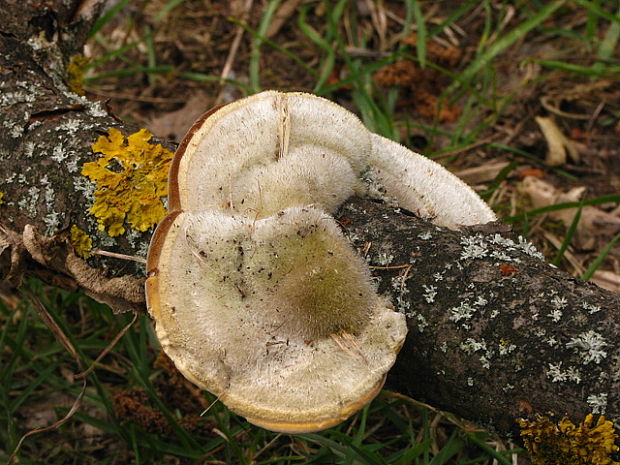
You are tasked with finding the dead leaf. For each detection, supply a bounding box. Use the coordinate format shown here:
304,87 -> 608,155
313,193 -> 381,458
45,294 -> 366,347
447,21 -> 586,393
456,161 -> 511,185
591,270 -> 620,293
535,116 -> 579,166
148,93 -> 213,142
266,0 -> 303,38
520,176 -> 620,250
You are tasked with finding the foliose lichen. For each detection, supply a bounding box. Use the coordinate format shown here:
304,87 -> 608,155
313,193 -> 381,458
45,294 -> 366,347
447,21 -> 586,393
518,414 -> 619,465
66,55 -> 91,96
69,225 -> 93,259
82,128 -> 173,237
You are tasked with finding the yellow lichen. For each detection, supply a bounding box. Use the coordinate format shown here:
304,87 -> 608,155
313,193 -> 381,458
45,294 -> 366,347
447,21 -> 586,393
69,225 -> 93,259
0,192 -> 4,205
82,128 -> 173,237
67,55 -> 91,96
519,414 -> 620,465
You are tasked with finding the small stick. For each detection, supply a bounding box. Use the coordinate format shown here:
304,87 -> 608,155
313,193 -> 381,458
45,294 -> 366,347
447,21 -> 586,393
91,249 -> 147,264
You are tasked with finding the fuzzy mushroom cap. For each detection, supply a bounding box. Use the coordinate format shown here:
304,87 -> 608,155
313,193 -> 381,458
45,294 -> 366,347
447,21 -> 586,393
168,91 -> 371,216
147,206 -> 406,432
147,90 -> 495,433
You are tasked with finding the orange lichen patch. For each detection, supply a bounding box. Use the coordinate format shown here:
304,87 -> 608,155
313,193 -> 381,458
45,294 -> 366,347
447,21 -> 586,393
82,128 -> 173,237
69,224 -> 92,259
519,414 -> 620,465
499,264 -> 518,276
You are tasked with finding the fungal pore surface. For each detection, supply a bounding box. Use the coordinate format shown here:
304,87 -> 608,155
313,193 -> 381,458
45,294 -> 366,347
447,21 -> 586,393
146,91 -> 496,433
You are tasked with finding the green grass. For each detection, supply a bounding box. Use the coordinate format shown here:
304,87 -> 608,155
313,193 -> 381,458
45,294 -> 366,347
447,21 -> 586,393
6,0 -> 620,462
2,281 -> 522,464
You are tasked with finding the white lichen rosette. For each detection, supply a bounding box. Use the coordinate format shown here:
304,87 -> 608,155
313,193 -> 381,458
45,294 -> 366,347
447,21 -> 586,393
146,91 -> 495,433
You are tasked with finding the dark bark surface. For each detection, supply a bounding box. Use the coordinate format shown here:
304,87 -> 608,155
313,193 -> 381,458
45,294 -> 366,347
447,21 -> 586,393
340,198 -> 620,438
1,0 -> 620,442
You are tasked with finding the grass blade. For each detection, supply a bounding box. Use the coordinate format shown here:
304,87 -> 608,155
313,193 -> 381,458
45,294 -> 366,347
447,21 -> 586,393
573,0 -> 620,25
582,231 -> 620,281
449,0 -> 566,92
504,194 -> 620,223
412,0 -> 427,68
534,59 -> 620,78
249,0 -> 282,94
88,0 -> 133,39
551,202 -> 583,266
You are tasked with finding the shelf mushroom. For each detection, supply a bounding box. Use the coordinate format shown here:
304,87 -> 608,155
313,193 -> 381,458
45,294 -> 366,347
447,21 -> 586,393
146,91 -> 496,433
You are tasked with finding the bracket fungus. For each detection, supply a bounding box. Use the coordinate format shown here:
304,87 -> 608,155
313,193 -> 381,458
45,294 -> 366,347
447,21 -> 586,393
146,91 -> 496,433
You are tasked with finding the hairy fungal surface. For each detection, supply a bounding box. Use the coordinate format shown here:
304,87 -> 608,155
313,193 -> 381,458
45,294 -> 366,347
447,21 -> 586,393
146,91 -> 495,433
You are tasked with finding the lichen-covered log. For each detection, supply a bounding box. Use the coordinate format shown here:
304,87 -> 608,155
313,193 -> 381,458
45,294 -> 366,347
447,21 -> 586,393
1,0 -> 620,451
340,198 -> 620,441
0,0 -> 171,312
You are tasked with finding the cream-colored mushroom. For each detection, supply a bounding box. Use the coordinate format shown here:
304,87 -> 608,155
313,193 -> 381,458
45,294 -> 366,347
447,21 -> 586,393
146,91 -> 495,433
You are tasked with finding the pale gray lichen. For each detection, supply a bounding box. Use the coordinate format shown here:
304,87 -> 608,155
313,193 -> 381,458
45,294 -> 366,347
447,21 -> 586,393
73,176 -> 96,204
136,240 -> 150,260
467,377 -> 474,386
479,353 -> 491,369
4,120 -> 24,138
460,338 -> 487,354
582,302 -> 601,314
473,295 -> 488,307
490,249 -> 518,262
566,330 -> 608,364
546,336 -> 559,347
28,121 -> 42,131
546,362 -> 581,384
487,233 -> 545,261
18,186 -> 40,218
460,234 -> 488,260
417,230 -> 432,240
41,175 -> 61,234
498,341 -> 516,356
551,295 -> 568,310
449,301 -> 477,326
95,229 -> 117,247
586,393 -> 608,414
414,313 -> 428,333
390,275 -> 411,314
422,284 -> 437,304
432,272 -> 444,282
24,141 -> 36,158
66,154 -> 81,173
547,308 -> 562,322
0,90 -> 36,106
43,211 -> 62,235
375,251 -> 394,266
54,118 -> 82,137
51,142 -> 69,164
516,236 -> 545,260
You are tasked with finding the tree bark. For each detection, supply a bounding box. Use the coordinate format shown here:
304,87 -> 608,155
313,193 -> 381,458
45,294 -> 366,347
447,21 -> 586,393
2,0 -> 619,442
